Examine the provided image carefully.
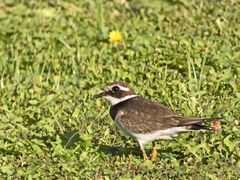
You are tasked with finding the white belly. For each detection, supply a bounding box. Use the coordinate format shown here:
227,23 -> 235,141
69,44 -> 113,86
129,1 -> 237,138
132,127 -> 190,145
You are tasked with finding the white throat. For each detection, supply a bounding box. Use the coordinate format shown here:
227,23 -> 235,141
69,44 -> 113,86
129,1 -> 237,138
104,94 -> 138,106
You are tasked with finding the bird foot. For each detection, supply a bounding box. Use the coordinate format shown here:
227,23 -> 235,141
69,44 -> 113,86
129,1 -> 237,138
151,148 -> 157,161
143,152 -> 148,161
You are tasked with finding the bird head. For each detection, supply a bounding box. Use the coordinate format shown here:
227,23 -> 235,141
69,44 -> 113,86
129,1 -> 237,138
94,82 -> 137,106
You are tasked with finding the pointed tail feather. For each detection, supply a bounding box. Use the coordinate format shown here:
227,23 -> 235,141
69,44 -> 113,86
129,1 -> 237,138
178,117 -> 222,126
178,117 -> 222,131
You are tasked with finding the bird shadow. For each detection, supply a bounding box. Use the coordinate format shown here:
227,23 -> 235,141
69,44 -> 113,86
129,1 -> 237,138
98,144 -> 141,156
98,144 -> 186,159
58,131 -> 187,160
98,139 -> 192,161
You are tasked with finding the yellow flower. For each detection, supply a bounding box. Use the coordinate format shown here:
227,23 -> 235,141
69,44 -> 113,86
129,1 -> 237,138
109,31 -> 122,42
211,121 -> 221,132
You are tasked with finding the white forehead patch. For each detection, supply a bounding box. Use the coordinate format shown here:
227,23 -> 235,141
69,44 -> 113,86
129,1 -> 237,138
107,85 -> 130,92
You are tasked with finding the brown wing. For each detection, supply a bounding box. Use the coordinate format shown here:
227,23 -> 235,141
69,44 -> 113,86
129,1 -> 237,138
110,96 -> 221,134
110,96 -> 178,133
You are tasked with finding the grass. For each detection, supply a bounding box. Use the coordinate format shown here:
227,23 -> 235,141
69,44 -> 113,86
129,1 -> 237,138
0,0 -> 240,179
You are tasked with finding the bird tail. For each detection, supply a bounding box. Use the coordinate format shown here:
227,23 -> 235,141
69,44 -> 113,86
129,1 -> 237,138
177,117 -> 222,131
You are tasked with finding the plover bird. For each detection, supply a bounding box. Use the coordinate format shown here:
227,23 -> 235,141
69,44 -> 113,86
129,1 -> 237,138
95,82 -> 222,160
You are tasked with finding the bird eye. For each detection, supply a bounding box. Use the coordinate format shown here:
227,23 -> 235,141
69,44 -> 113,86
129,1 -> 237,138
112,86 -> 120,92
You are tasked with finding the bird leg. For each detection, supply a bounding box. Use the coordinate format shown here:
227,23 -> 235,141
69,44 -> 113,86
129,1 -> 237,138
139,143 -> 148,161
151,141 -> 157,160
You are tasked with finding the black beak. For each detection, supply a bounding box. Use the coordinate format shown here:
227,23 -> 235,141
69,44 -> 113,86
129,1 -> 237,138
94,91 -> 106,98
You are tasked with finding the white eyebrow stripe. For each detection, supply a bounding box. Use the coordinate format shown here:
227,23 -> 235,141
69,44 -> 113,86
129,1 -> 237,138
107,85 -> 130,91
119,86 -> 130,91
